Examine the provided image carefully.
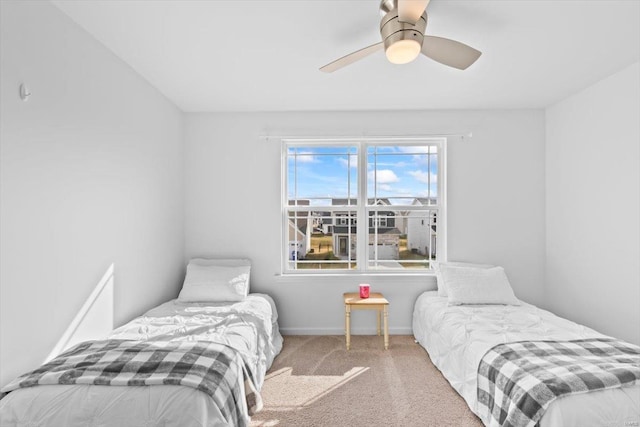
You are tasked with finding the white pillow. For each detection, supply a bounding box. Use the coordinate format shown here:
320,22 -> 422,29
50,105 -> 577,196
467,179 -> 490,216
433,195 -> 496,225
433,261 -> 494,297
178,263 -> 251,302
188,258 -> 251,296
441,265 -> 520,306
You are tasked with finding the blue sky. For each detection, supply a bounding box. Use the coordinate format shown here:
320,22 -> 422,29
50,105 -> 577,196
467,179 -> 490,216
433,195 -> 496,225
287,145 -> 438,206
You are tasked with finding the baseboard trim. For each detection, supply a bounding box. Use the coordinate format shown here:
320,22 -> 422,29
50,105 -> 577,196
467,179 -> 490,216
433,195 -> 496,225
279,327 -> 413,335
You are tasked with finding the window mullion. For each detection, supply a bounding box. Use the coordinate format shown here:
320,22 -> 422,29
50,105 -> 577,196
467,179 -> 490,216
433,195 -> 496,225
347,150 -> 353,268
428,149 -> 432,201
373,146 -> 378,268
282,144 -> 288,273
437,140 -> 447,262
357,142 -> 367,273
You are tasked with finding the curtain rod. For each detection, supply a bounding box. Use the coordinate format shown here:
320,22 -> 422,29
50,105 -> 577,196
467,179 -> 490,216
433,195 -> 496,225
259,133 -> 472,142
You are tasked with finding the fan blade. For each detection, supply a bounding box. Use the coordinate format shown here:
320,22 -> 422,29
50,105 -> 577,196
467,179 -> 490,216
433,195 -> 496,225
320,42 -> 384,73
398,0 -> 430,24
421,35 -> 481,70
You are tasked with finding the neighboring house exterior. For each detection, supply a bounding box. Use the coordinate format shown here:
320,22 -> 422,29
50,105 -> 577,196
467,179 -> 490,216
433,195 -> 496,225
393,209 -> 408,235
289,198 -> 407,260
288,200 -> 311,259
288,220 -> 309,260
406,197 -> 437,257
331,198 -> 401,260
317,211 -> 333,234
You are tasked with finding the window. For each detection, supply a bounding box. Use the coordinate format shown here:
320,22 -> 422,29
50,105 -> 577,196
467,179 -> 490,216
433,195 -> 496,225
283,139 -> 445,274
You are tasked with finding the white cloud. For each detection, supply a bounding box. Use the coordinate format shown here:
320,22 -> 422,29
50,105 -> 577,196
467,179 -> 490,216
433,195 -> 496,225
293,151 -> 318,163
408,170 -> 438,185
336,157 -> 357,168
395,146 -> 437,166
396,146 -> 437,154
375,161 -> 408,168
368,169 -> 399,184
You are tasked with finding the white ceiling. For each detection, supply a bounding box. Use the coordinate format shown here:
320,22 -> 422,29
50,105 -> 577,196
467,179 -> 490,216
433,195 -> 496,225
52,0 -> 640,113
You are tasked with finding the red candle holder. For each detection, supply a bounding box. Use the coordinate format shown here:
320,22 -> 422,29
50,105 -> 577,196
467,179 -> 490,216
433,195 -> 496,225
359,284 -> 370,298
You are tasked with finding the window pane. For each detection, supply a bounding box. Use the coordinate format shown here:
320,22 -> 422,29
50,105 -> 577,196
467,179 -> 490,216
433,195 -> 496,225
287,209 -> 357,270
367,145 -> 438,205
284,140 -> 443,274
367,210 -> 437,270
287,146 -> 357,206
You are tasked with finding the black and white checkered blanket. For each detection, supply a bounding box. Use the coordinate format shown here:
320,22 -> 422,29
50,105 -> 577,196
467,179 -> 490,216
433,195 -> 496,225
477,338 -> 640,427
0,339 -> 262,427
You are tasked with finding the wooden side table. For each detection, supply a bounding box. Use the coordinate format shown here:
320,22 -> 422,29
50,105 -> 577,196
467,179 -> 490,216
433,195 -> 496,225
343,292 -> 389,350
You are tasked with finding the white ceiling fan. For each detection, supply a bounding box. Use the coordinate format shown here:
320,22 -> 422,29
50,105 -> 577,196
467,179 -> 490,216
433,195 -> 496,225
320,0 -> 482,73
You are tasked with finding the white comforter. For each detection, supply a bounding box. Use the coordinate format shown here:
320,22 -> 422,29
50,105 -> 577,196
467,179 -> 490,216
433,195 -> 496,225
0,293 -> 283,427
413,291 -> 640,427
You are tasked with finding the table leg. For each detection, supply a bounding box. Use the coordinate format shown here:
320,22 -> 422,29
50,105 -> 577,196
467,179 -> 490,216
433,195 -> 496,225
383,305 -> 389,350
345,304 -> 351,350
377,308 -> 381,336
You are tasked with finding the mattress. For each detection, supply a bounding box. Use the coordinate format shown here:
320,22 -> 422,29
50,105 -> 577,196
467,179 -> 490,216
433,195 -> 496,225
0,293 -> 283,427
413,291 -> 640,427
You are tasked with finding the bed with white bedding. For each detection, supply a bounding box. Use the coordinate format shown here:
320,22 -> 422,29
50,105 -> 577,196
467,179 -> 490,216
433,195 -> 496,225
0,293 -> 283,427
413,291 -> 640,427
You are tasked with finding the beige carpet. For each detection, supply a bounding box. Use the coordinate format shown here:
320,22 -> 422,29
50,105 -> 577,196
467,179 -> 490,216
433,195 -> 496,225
250,335 -> 483,427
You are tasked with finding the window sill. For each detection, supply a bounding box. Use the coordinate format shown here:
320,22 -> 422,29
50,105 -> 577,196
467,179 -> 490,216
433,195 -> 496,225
276,271 -> 435,278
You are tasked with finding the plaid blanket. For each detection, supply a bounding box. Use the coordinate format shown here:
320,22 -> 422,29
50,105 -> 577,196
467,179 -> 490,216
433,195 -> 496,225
0,339 -> 262,427
477,338 -> 640,427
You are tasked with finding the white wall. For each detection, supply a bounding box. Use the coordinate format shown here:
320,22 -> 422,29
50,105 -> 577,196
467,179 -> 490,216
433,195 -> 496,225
185,110 -> 546,334
545,61 -> 640,345
0,1 -> 185,386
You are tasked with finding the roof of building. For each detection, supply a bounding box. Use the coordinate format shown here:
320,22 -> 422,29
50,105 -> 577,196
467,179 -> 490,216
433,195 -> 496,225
413,197 -> 438,206
332,226 -> 402,235
331,198 -> 391,206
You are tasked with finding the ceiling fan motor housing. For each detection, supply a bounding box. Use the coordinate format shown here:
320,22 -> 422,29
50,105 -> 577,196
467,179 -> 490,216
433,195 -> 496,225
380,8 -> 427,52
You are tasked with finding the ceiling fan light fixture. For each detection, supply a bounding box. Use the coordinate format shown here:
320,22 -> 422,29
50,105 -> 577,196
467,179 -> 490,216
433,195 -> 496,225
320,0 -> 481,73
385,38 -> 421,64
380,10 -> 426,65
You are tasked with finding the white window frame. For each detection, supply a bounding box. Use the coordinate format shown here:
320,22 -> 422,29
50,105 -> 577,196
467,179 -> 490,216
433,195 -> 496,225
281,137 -> 447,275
